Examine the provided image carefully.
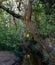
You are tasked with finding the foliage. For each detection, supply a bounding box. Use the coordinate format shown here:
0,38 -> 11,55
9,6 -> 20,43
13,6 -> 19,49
32,0 -> 55,37
0,0 -> 55,65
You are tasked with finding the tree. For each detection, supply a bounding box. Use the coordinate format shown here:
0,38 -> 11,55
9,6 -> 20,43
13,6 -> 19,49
0,0 -> 55,64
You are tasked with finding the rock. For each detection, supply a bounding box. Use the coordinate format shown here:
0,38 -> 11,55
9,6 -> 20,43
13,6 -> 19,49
0,51 -> 17,65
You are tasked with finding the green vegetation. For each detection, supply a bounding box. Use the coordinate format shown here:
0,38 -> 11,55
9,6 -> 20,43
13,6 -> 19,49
0,0 -> 55,65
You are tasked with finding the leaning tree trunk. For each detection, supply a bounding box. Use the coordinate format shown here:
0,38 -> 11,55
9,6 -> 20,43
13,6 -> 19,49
24,0 -> 55,64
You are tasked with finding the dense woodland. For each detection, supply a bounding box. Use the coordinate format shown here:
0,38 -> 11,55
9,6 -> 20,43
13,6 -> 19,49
0,0 -> 55,65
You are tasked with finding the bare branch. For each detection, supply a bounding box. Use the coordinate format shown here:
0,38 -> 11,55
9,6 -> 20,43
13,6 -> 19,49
0,3 -> 23,19
24,0 -> 55,64
25,21 -> 55,64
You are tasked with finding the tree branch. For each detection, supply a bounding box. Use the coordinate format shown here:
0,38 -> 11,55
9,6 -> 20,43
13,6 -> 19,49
25,21 -> 55,64
0,3 -> 23,19
0,1 -> 55,64
24,0 -> 55,64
